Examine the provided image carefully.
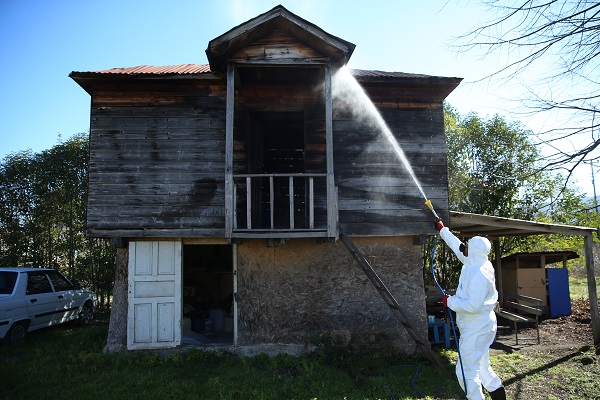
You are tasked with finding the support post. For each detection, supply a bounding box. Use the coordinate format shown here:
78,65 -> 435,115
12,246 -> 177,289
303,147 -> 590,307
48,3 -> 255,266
103,247 -> 128,354
584,234 -> 600,348
325,65 -> 337,239
494,238 -> 503,305
225,63 -> 235,239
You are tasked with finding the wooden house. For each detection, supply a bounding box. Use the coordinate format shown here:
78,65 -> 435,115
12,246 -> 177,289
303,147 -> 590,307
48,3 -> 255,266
70,5 -> 461,353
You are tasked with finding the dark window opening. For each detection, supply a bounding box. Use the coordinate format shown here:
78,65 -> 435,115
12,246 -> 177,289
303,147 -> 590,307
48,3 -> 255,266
247,111 -> 308,229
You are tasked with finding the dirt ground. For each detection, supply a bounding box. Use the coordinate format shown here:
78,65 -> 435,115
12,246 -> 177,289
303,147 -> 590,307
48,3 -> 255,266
489,298 -> 599,399
493,298 -> 595,349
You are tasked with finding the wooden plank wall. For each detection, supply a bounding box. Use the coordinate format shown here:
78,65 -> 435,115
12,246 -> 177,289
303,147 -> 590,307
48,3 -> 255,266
230,30 -> 330,65
86,77 -> 449,238
87,81 -> 228,237
334,102 -> 449,236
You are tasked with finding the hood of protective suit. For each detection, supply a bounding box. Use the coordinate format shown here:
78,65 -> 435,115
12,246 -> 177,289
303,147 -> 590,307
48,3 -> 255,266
466,236 -> 491,265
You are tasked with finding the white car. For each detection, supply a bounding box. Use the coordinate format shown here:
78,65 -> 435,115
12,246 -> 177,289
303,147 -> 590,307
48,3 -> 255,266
0,267 -> 98,344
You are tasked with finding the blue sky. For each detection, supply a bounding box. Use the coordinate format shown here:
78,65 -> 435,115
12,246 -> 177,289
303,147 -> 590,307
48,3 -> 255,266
1,0 -> 594,196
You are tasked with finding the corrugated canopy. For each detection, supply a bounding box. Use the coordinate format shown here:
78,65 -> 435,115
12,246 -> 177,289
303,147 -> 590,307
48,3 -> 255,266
450,211 -> 596,238
500,251 -> 579,264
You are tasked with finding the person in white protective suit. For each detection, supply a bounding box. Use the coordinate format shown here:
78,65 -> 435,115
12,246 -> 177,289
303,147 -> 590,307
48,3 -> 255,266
435,219 -> 506,400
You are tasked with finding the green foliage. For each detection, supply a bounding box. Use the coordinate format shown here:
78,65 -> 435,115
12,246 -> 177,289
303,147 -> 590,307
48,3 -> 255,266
430,105 -> 594,289
446,106 -> 538,216
0,323 -> 463,400
569,276 -> 591,299
2,320 -> 597,400
0,134 -> 115,303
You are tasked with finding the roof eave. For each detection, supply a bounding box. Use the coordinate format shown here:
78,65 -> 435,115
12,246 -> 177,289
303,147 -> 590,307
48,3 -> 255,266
355,73 -> 463,102
450,211 -> 596,238
69,71 -> 220,95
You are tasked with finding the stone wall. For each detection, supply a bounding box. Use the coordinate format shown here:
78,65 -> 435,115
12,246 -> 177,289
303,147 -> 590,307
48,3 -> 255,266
236,236 -> 427,354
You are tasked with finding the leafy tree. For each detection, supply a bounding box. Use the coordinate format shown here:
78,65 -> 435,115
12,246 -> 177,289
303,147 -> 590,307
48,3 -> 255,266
0,134 -> 115,305
0,152 -> 35,265
427,106 -> 592,289
446,106 -> 539,216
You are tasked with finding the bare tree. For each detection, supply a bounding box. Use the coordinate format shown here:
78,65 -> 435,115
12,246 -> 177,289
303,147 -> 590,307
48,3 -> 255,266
460,0 -> 600,183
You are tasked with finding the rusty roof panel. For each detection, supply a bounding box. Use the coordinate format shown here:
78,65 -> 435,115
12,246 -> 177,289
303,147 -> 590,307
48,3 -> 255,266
70,64 -> 462,99
85,64 -> 212,75
74,64 -> 451,80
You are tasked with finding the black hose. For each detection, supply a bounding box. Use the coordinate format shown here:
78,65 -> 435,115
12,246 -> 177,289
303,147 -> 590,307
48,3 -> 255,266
384,364 -> 426,399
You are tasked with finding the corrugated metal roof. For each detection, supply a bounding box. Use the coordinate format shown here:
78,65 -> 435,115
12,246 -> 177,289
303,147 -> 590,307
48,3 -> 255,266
87,64 -> 212,75
350,68 -> 454,80
74,64 -> 444,80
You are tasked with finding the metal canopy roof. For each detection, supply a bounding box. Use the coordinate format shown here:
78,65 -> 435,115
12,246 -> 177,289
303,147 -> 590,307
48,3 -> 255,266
500,251 -> 579,262
449,211 -> 596,238
450,211 -> 600,348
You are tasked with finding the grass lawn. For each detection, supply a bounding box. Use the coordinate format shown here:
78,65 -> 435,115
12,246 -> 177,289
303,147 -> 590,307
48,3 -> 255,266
2,284 -> 599,400
0,320 -> 464,400
569,275 -> 598,300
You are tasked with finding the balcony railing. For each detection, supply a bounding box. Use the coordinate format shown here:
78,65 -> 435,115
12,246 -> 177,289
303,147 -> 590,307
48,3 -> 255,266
232,173 -> 333,237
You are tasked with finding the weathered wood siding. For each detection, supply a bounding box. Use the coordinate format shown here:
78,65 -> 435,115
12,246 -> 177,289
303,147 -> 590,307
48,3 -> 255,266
87,80 -> 228,237
86,75 -> 449,238
334,99 -> 448,236
229,30 -> 330,65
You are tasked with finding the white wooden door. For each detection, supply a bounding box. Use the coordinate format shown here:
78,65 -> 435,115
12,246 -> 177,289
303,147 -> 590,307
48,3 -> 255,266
127,241 -> 182,350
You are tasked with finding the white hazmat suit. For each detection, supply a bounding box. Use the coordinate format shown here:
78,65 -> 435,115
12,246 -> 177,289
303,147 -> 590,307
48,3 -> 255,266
439,227 -> 504,400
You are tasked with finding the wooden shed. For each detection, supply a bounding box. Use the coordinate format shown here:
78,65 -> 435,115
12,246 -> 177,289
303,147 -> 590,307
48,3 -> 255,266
70,5 -> 461,353
499,251 -> 578,308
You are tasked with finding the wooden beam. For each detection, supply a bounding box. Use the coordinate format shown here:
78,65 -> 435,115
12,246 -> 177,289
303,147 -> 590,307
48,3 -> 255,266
225,63 -> 235,239
289,176 -> 294,229
325,65 -> 337,238
246,176 -> 252,230
584,234 -> 600,348
494,238 -> 503,305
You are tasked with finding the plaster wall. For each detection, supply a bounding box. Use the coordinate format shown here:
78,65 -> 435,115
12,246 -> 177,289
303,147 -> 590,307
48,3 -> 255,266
236,236 -> 427,354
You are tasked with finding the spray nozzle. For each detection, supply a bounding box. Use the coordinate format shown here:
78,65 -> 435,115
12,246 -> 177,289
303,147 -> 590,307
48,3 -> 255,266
424,199 -> 433,211
424,199 -> 441,220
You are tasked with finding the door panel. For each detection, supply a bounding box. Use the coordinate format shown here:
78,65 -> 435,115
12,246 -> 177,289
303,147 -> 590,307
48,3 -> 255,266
47,270 -> 79,323
128,241 -> 182,350
25,272 -> 59,329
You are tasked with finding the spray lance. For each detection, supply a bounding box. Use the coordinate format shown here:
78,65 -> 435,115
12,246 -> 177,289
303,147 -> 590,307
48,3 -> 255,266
424,199 -> 468,397
426,199 -> 468,257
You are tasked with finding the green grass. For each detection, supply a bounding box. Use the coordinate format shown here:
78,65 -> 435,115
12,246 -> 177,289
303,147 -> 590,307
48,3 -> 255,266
569,275 -> 596,300
0,322 -> 463,400
1,313 -> 598,400
489,345 -> 599,400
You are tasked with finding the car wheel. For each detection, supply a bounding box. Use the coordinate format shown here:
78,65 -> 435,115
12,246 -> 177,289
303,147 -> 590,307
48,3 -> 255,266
7,322 -> 27,345
78,302 -> 94,325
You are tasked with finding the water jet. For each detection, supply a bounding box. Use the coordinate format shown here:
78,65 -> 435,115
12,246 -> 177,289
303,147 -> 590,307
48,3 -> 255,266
332,66 -> 429,202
